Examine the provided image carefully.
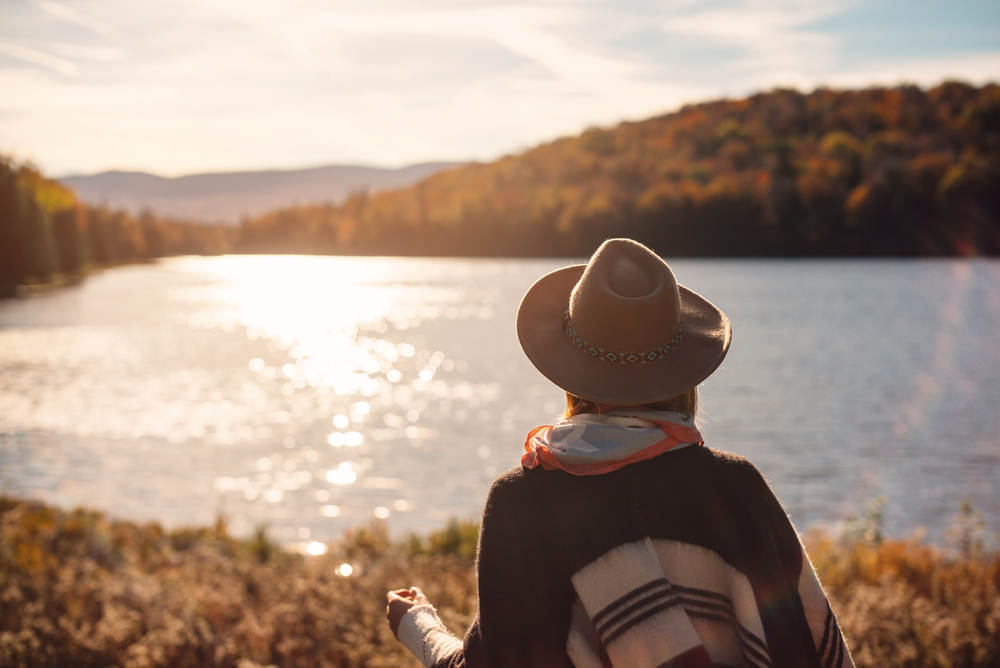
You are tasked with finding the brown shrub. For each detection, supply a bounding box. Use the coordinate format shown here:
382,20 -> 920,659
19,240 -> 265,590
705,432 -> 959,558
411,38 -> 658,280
0,498 -> 476,668
2,496 -> 997,667
805,531 -> 1000,668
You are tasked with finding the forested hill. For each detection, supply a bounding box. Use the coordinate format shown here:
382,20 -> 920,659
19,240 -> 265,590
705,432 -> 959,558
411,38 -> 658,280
3,81 -> 999,287
0,159 -> 233,289
238,81 -> 1000,258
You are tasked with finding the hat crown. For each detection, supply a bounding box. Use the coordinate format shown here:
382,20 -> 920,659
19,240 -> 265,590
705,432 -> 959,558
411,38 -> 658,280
516,236 -> 730,405
609,256 -> 654,297
569,239 -> 681,351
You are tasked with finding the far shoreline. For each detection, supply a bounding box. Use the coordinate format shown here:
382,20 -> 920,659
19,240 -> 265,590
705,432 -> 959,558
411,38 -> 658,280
5,251 -> 997,301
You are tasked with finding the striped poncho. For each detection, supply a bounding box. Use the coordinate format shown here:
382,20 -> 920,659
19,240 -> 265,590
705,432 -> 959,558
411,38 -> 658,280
398,438 -> 853,668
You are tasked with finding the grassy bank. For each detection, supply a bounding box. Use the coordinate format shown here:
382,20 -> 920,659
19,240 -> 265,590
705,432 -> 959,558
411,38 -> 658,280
1,496 -> 997,668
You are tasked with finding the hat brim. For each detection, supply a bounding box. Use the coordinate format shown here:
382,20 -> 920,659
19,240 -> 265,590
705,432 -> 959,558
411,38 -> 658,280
516,265 -> 731,405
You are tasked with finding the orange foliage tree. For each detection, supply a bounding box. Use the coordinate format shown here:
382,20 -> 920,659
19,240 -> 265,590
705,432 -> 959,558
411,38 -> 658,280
235,82 -> 1000,258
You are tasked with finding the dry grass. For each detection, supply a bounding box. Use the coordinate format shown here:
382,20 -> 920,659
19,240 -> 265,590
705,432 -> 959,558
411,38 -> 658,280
808,531 -> 1000,668
0,497 -> 475,668
1,495 -> 997,667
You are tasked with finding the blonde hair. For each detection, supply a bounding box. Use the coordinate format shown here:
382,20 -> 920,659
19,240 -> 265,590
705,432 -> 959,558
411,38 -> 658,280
564,387 -> 698,419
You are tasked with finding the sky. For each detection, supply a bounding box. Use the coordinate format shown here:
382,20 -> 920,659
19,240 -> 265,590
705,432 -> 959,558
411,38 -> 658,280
1,0 -> 998,177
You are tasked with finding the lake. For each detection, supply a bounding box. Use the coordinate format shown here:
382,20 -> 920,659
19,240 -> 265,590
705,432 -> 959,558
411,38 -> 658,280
1,255 -> 997,549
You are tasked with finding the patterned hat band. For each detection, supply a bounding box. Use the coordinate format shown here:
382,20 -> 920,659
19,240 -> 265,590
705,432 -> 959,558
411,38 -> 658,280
563,311 -> 683,365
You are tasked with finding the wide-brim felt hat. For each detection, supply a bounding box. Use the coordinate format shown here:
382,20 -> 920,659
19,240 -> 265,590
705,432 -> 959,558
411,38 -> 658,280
516,238 -> 731,406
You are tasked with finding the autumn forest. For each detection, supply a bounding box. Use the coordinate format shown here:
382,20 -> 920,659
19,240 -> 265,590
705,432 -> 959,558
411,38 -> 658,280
2,81 -> 999,287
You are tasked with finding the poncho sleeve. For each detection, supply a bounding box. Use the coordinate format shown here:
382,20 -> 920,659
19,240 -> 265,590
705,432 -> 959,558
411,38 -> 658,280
400,472 -> 577,668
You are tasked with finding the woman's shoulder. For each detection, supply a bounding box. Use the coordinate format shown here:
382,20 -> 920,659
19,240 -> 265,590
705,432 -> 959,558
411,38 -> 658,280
482,464 -> 572,513
478,466 -> 559,533
701,446 -> 761,471
630,445 -> 775,499
486,465 -> 536,499
699,447 -> 772,484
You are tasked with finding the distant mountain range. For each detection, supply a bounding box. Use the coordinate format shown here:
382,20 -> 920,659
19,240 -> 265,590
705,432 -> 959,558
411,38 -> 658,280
59,162 -> 462,225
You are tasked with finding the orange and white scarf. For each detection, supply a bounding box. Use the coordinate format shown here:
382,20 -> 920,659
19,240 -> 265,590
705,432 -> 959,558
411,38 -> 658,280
522,409 -> 703,476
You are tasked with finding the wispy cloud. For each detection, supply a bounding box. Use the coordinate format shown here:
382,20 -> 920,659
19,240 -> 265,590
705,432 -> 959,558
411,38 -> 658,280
657,0 -> 847,85
822,52 -> 1000,89
0,0 -> 997,175
32,0 -> 119,39
43,42 -> 126,62
0,40 -> 78,76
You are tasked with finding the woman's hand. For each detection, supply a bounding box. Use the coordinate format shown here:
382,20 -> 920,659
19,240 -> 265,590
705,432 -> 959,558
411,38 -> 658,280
386,586 -> 431,640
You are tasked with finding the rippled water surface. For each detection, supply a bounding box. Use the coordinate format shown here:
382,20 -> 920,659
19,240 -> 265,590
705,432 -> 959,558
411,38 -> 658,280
1,256 -> 998,548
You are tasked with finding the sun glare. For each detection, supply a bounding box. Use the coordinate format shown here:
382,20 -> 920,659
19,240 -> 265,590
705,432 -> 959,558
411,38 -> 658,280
306,541 -> 327,556
172,256 -> 464,402
326,463 -> 357,485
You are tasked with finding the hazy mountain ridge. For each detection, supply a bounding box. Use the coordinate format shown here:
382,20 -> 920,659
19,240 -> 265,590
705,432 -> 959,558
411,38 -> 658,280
59,162 -> 463,225
5,82 -> 998,289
